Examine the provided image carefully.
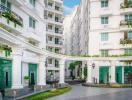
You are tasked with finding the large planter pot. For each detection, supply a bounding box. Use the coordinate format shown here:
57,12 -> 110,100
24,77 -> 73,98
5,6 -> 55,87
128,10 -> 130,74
9,20 -> 14,28
16,24 -> 22,31
24,80 -> 29,87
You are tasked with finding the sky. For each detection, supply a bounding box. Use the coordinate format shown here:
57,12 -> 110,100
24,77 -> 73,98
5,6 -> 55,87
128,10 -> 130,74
64,0 -> 80,15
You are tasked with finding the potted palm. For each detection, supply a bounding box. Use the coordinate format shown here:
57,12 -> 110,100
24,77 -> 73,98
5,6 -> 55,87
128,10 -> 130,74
24,76 -> 30,87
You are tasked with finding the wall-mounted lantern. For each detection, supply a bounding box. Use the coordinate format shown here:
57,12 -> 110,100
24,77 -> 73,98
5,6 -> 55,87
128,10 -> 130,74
92,63 -> 95,69
45,60 -> 47,67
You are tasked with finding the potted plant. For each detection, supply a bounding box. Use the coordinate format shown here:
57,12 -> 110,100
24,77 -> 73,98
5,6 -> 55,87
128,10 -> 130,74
24,76 -> 30,86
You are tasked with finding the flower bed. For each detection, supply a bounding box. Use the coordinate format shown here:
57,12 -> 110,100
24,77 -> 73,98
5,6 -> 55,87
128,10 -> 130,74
19,86 -> 72,100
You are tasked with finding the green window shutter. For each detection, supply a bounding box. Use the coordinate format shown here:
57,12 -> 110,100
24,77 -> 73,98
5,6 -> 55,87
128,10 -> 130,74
115,66 -> 122,84
99,66 -> 109,84
0,59 -> 12,89
29,64 -> 37,85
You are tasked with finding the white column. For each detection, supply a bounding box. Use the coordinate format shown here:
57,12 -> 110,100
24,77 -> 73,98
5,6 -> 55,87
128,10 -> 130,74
38,56 -> 46,86
12,46 -> 23,89
110,60 -> 116,84
59,59 -> 65,84
82,66 -> 84,79
86,61 -> 92,84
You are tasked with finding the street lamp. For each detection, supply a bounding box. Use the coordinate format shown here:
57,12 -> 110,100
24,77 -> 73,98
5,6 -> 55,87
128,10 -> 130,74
92,63 -> 95,69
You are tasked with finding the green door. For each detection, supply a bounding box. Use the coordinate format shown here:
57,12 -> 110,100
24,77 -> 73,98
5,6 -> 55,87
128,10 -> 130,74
99,66 -> 109,84
115,66 -> 122,84
124,66 -> 132,84
0,58 -> 12,89
29,64 -> 37,86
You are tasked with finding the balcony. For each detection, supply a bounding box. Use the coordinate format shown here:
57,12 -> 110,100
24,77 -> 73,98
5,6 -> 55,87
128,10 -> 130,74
120,38 -> 132,45
0,4 -> 23,34
120,20 -> 132,31
8,0 -> 23,6
46,28 -> 63,37
45,5 -> 63,14
26,28 -> 41,43
47,41 -> 63,48
44,16 -> 63,25
120,1 -> 132,14
120,1 -> 132,9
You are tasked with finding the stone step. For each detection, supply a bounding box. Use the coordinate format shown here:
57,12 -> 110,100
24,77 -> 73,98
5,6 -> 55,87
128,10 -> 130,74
5,87 -> 33,97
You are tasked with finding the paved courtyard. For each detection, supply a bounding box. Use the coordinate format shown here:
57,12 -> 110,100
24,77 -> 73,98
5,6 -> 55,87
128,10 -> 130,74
47,84 -> 132,100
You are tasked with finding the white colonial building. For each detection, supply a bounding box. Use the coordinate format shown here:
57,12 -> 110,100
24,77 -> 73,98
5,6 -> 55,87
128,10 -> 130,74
64,0 -> 132,84
89,0 -> 132,84
0,0 -> 65,90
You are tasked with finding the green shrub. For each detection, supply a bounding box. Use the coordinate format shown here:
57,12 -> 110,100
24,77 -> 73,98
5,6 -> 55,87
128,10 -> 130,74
19,86 -> 72,100
24,76 -> 30,80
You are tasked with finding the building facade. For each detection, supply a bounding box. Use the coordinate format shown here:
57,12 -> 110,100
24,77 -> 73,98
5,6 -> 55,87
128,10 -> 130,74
44,0 -> 64,81
0,0 -> 64,90
64,0 -> 132,84
89,0 -> 132,84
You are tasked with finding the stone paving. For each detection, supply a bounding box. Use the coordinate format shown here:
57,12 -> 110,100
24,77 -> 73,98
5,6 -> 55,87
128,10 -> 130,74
47,84 -> 132,100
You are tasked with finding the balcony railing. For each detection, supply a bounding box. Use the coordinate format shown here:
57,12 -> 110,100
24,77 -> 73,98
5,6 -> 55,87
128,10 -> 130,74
120,1 -> 132,8
120,38 -> 132,44
0,4 -> 23,27
45,5 -> 63,12
46,28 -> 63,34
120,20 -> 132,28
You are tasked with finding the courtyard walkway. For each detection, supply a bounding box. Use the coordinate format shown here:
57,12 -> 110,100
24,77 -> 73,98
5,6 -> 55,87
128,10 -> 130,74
47,84 -> 132,100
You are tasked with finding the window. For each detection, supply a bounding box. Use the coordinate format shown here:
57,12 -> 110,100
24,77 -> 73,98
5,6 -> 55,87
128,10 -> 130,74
48,47 -> 52,51
128,0 -> 132,4
1,0 -> 11,10
48,2 -> 53,7
55,6 -> 60,11
1,0 -> 6,5
48,59 -> 52,64
55,38 -> 59,44
101,50 -> 109,57
48,36 -> 52,41
55,17 -> 59,22
128,31 -> 132,39
125,14 -> 132,21
55,60 -> 59,67
101,0 -> 108,8
125,49 -> 132,56
55,27 -> 59,33
55,48 -> 59,53
48,13 -> 53,18
48,25 -> 52,30
29,0 -> 36,7
29,17 -> 36,29
101,17 -> 108,24
101,33 -> 108,41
